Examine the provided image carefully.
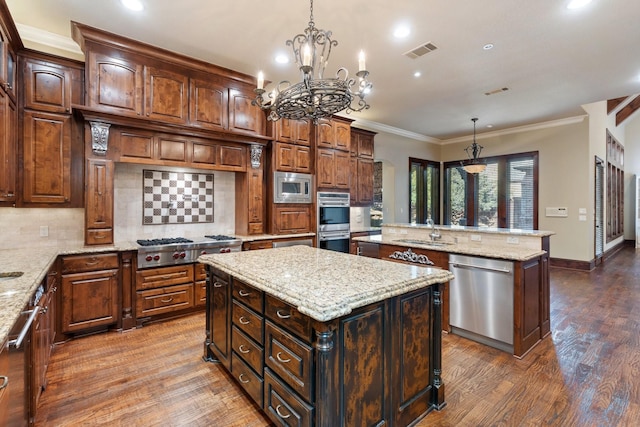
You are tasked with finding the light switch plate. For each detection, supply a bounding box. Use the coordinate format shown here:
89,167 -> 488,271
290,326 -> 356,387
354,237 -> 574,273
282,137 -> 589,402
40,226 -> 49,237
470,234 -> 481,242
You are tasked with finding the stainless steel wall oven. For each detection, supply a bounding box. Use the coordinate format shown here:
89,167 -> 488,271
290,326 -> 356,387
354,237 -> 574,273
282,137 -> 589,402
317,192 -> 350,253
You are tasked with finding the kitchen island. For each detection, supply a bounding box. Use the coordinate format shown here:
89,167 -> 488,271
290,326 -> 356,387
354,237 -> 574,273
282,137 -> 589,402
199,245 -> 454,427
354,223 -> 554,358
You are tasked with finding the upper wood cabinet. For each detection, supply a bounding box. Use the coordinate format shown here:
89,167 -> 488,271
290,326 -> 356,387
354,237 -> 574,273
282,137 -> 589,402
189,76 -> 229,131
316,117 -> 351,152
0,27 -> 16,99
317,148 -> 349,190
24,61 -> 72,113
85,158 -> 114,245
87,51 -> 143,116
22,110 -> 71,204
273,142 -> 311,173
144,66 -> 189,124
350,128 -> 376,206
229,85 -> 266,136
273,118 -> 311,146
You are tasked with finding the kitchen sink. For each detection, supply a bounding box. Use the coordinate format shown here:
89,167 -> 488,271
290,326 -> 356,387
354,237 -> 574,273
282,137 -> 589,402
394,239 -> 453,247
0,271 -> 23,281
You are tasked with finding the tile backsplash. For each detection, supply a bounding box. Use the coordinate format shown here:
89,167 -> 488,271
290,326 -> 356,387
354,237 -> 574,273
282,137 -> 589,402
114,163 -> 236,242
0,207 -> 84,249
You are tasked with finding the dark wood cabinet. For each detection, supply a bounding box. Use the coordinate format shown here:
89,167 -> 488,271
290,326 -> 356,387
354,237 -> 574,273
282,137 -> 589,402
60,253 -> 119,334
273,142 -> 311,173
207,268 -> 232,369
144,66 -> 189,124
229,85 -> 266,136
350,128 -> 376,206
32,270 -> 56,409
273,118 -> 311,145
272,205 -> 312,234
22,110 -> 71,204
189,76 -> 228,131
24,61 -> 72,113
0,339 -> 6,427
0,87 -> 16,203
86,51 -> 143,116
317,148 -> 350,190
85,158 -> 114,245
135,264 -> 195,322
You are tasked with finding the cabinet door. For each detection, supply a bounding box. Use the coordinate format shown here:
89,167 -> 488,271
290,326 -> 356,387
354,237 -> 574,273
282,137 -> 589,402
357,158 -> 374,205
274,118 -> 295,143
0,90 -> 16,202
334,119 -> 351,152
274,142 -> 295,172
144,66 -> 188,124
116,129 -> 155,162
88,52 -> 143,116
61,269 -> 119,333
273,205 -> 312,234
210,271 -> 231,369
218,144 -> 246,171
85,159 -> 114,245
229,86 -> 265,136
24,60 -> 72,113
0,339 -> 7,427
295,145 -> 311,173
316,118 -> 334,148
357,133 -> 375,158
189,76 -> 228,131
295,119 -> 311,145
316,148 -> 335,188
22,110 -> 71,204
248,168 -> 264,225
335,151 -> 350,189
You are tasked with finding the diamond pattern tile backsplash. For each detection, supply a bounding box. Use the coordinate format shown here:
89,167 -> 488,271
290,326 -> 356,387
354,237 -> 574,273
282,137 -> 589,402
142,169 -> 214,225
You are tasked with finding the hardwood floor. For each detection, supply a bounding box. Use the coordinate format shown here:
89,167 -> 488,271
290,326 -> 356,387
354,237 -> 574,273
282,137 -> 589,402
35,247 -> 640,426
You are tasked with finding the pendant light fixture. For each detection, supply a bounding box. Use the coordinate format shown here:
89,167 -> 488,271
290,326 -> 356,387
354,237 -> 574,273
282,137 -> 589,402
462,118 -> 487,174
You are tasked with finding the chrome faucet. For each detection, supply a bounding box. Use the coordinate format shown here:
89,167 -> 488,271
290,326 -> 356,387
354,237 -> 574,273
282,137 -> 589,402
426,219 -> 441,241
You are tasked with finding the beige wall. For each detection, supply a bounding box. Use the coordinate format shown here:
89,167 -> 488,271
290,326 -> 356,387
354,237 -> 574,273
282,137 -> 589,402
0,207 -> 84,249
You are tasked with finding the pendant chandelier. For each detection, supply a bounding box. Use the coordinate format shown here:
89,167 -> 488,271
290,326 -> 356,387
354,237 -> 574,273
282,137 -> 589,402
253,0 -> 372,123
462,118 -> 487,174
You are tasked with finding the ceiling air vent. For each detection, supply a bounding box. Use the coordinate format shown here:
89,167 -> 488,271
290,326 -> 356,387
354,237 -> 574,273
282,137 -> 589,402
485,87 -> 510,96
404,42 -> 438,59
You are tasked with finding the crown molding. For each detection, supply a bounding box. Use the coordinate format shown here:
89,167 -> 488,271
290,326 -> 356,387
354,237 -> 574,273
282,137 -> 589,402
348,118 -> 441,144
16,23 -> 83,55
440,115 -> 588,145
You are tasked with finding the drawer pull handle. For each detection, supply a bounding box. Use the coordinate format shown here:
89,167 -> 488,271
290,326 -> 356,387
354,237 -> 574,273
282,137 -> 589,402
275,405 -> 291,419
0,376 -> 8,390
238,344 -> 250,354
238,373 -> 250,384
161,275 -> 172,280
85,260 -> 100,266
213,281 -> 223,288
238,290 -> 250,297
239,316 -> 250,325
276,352 -> 291,363
160,297 -> 174,303
276,310 -> 291,319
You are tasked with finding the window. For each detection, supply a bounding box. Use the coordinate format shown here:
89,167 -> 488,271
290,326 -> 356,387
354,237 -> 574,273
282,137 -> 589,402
606,131 -> 623,242
409,158 -> 440,224
444,152 -> 538,229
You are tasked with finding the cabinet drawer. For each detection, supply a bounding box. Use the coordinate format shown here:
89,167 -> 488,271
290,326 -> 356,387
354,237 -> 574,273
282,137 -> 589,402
136,264 -> 194,290
265,321 -> 314,403
231,353 -> 264,408
265,294 -> 311,341
233,279 -> 263,313
136,283 -> 194,316
264,368 -> 313,427
232,300 -> 263,344
61,253 -> 119,274
232,326 -> 264,374
194,263 -> 206,281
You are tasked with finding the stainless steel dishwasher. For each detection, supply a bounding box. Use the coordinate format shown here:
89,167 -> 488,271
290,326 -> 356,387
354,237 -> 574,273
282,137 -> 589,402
449,254 -> 514,352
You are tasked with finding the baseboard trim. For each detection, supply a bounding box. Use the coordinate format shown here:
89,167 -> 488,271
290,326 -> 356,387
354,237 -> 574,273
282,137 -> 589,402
550,239 -> 629,271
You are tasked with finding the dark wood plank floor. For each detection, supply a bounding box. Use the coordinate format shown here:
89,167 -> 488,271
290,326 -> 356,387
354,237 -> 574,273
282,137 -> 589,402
35,247 -> 640,426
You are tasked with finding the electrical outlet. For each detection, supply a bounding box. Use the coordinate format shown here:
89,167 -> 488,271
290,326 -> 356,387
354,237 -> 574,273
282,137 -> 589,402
470,234 -> 481,242
40,226 -> 49,237
400,229 -> 408,234
507,236 -> 519,244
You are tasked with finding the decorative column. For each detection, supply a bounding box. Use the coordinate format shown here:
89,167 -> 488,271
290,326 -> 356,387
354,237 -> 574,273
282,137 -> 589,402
250,144 -> 263,169
315,326 -> 338,426
90,121 -> 111,156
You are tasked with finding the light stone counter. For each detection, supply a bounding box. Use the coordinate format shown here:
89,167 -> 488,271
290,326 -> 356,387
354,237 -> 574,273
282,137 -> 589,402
353,223 -> 554,262
0,242 -> 138,346
198,245 -> 453,322
235,232 -> 315,242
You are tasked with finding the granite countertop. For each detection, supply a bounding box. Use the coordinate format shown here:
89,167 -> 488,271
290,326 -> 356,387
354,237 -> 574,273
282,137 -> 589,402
235,232 -> 316,242
350,226 -> 382,234
0,242 -> 138,346
198,245 -> 453,322
383,223 -> 555,237
354,234 -> 546,261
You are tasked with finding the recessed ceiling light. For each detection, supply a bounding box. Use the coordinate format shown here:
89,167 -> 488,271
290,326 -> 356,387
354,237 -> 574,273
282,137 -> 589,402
121,0 -> 144,11
567,0 -> 592,9
483,43 -> 494,50
275,54 -> 289,64
413,71 -> 421,78
486,124 -> 493,128
393,25 -> 410,39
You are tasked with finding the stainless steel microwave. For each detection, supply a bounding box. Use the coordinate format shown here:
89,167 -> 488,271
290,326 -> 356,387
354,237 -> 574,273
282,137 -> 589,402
273,172 -> 313,203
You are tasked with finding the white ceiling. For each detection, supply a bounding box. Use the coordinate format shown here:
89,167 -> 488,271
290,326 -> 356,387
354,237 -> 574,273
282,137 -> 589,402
6,0 -> 640,140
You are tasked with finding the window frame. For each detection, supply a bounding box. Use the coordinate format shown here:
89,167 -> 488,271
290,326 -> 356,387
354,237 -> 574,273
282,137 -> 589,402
443,151 -> 539,229
408,157 -> 441,224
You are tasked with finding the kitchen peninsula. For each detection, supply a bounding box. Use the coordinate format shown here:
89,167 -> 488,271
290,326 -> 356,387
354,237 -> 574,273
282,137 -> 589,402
354,223 -> 554,358
199,245 -> 453,427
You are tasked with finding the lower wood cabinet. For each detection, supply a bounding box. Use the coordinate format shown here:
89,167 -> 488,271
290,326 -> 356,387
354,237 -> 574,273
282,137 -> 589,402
271,205 -> 312,234
135,264 -> 195,323
0,340 -> 7,427
60,253 -> 119,334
